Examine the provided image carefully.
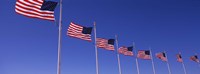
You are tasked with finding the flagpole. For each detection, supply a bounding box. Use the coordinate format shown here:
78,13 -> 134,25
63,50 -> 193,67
57,0 -> 62,74
115,35 -> 122,74
182,61 -> 187,74
182,62 -> 187,74
133,42 -> 140,74
94,22 -> 99,74
149,48 -> 156,74
164,51 -> 172,74
179,52 -> 187,74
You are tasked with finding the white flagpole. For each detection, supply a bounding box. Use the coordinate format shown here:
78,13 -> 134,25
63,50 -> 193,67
94,22 -> 99,74
133,42 -> 140,74
57,0 -> 62,74
182,61 -> 187,74
164,51 -> 172,74
115,35 -> 122,74
182,62 -> 187,74
149,48 -> 156,74
179,52 -> 187,74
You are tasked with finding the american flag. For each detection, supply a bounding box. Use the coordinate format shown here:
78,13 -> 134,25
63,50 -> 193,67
67,22 -> 92,41
118,46 -> 128,54
124,46 -> 133,56
118,46 -> 133,56
137,50 -> 151,60
190,55 -> 199,63
96,38 -> 115,51
15,0 -> 57,21
156,52 -> 167,62
176,54 -> 183,63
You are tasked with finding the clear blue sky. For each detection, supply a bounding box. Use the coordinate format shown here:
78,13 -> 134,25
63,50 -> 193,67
1,0 -> 200,74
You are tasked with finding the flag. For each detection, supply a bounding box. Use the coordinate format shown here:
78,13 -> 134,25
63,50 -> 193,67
156,52 -> 167,62
124,47 -> 133,56
190,55 -> 199,63
118,46 -> 133,56
137,50 -> 151,60
15,0 -> 57,21
118,46 -> 128,54
67,22 -> 92,41
176,54 -> 183,63
96,38 -> 115,51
